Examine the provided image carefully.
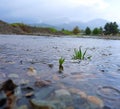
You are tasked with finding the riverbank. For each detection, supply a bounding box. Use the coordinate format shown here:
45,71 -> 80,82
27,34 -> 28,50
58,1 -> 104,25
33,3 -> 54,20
74,35 -> 120,40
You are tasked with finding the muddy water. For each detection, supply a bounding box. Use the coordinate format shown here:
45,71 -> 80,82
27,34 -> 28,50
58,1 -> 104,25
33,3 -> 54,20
0,35 -> 120,109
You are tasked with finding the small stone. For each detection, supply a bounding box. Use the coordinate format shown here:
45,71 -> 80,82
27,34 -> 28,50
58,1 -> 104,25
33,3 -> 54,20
57,83 -> 67,89
27,67 -> 37,76
5,61 -> 15,64
8,74 -> 19,78
29,99 -> 55,109
55,89 -> 71,97
25,91 -> 34,98
68,88 -> 87,99
52,75 -> 60,81
48,63 -> 54,68
34,80 -> 51,87
7,94 -> 17,109
87,96 -> 104,108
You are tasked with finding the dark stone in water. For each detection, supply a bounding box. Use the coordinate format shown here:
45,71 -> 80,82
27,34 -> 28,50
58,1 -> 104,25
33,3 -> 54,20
1,79 -> 17,93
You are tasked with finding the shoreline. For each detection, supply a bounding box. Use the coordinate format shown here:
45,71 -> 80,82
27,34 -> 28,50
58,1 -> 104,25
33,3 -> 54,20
0,33 -> 120,40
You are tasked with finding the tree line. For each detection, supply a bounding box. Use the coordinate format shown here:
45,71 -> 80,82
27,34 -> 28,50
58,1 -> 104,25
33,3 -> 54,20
71,22 -> 119,35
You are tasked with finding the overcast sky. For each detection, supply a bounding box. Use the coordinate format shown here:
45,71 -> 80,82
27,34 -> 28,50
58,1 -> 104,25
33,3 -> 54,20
0,0 -> 120,24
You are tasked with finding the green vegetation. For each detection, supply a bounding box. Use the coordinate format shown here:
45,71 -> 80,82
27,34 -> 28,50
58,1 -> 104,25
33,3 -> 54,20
73,47 -> 87,60
72,26 -> 80,35
92,28 -> 100,35
49,27 -> 57,33
2,20 -> 120,36
59,57 -> 65,66
11,23 -> 27,27
99,27 -> 103,35
104,22 -> 119,35
85,27 -> 91,35
59,57 -> 65,72
84,22 -> 119,36
61,29 -> 73,35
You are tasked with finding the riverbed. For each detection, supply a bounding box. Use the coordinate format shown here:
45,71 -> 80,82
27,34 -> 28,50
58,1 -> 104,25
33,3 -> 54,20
0,35 -> 120,109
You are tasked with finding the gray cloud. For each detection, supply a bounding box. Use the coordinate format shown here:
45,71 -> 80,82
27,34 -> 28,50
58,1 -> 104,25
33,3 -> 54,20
0,0 -> 119,24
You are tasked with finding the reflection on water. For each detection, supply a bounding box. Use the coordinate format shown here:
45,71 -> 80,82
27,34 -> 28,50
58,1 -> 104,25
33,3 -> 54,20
0,35 -> 120,109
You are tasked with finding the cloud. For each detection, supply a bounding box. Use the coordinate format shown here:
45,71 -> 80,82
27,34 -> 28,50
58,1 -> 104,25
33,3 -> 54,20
0,0 -> 110,23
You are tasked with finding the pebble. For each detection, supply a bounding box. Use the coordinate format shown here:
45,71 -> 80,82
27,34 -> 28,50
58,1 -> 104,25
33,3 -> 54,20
55,89 -> 71,97
87,96 -> 104,108
27,67 -> 37,76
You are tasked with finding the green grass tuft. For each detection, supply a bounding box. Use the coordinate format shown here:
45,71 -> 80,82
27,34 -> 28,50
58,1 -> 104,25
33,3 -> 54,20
72,47 -> 89,60
59,57 -> 65,66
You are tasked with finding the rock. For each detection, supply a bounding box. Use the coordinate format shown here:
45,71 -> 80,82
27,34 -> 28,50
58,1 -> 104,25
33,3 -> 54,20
48,63 -> 54,68
52,75 -> 60,81
0,80 -> 17,109
1,79 -> 17,94
55,89 -> 72,103
29,99 -> 55,109
8,73 -> 19,78
17,105 -> 28,109
15,86 -> 22,99
25,91 -> 34,98
87,96 -> 104,108
68,88 -> 87,99
6,94 -> 17,109
50,100 -> 66,109
35,87 -> 54,99
57,83 -> 67,89
34,80 -> 51,87
5,61 -> 15,64
27,67 -> 37,76
55,89 -> 71,97
30,99 -> 66,109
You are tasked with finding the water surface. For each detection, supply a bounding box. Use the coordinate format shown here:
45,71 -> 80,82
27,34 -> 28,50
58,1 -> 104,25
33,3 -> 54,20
0,35 -> 120,109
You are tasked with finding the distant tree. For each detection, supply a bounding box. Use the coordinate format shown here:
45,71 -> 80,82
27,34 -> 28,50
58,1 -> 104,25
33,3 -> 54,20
85,27 -> 91,35
99,27 -> 103,35
104,22 -> 119,35
72,26 -> 80,35
61,28 -> 65,31
92,28 -> 100,35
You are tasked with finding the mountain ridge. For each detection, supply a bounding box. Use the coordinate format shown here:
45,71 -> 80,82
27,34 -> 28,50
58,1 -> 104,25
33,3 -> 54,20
30,18 -> 110,30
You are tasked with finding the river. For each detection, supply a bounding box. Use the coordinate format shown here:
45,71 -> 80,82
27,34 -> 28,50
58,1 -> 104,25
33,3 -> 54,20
0,35 -> 120,109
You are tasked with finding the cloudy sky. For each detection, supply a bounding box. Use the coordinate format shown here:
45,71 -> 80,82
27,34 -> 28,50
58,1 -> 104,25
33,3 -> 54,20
0,0 -> 120,24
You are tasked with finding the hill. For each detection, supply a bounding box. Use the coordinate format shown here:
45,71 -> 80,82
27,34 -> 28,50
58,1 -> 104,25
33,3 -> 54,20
0,20 -> 24,34
0,20 -> 63,35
